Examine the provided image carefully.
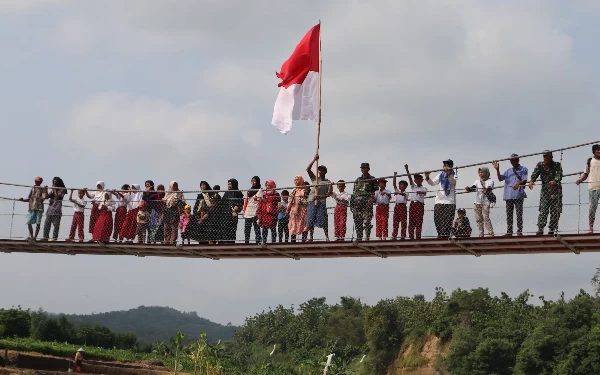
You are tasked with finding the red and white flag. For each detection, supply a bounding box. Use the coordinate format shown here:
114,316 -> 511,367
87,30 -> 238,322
272,24 -> 320,134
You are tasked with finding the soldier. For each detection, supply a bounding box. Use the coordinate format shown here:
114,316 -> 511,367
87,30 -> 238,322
351,163 -> 377,241
528,151 -> 563,235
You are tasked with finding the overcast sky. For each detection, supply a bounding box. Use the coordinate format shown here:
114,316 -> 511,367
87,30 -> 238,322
2,0 -> 600,327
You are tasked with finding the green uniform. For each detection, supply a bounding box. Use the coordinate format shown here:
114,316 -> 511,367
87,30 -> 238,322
530,161 -> 563,232
351,175 -> 377,240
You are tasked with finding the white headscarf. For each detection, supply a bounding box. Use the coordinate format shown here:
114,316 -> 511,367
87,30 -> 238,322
163,181 -> 184,208
128,184 -> 144,210
92,181 -> 105,203
100,191 -> 114,210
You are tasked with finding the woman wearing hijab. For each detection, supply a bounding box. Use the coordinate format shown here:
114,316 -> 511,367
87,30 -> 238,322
425,159 -> 457,238
221,179 -> 244,243
243,176 -> 262,244
162,181 -> 184,245
40,177 -> 66,241
91,190 -> 115,243
85,181 -> 105,234
120,184 -> 144,242
466,167 -> 495,237
286,176 -> 308,242
186,181 -> 213,243
206,184 -> 223,243
257,180 -> 281,243
148,184 -> 166,244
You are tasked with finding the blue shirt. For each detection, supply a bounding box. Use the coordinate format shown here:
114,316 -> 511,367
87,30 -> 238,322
501,165 -> 528,200
278,201 -> 288,220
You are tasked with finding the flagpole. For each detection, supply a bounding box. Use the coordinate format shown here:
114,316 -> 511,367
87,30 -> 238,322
315,20 -> 322,178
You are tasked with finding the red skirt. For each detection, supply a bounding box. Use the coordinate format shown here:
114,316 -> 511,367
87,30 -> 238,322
113,206 -> 127,240
92,210 -> 113,242
89,203 -> 100,234
120,208 -> 138,240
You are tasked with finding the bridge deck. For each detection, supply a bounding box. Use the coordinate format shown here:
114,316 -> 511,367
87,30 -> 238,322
0,234 -> 598,260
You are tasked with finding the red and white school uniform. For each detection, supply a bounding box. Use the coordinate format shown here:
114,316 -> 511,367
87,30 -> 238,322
112,194 -> 128,241
331,191 -> 350,239
375,189 -> 392,238
92,197 -> 115,242
409,183 -> 428,239
392,188 -> 408,239
120,185 -> 143,241
88,181 -> 105,234
69,197 -> 87,241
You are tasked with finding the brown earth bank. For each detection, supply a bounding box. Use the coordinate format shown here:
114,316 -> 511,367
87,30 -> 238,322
1,351 -> 170,375
390,336 -> 448,375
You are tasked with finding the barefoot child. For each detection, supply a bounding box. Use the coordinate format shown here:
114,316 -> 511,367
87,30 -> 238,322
18,176 -> 47,240
136,201 -> 150,244
67,189 -> 87,242
392,172 -> 409,240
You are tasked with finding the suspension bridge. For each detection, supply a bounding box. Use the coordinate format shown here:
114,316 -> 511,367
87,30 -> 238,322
1,141 -> 599,260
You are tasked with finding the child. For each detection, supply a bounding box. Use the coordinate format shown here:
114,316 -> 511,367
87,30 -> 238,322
392,172 -> 409,240
453,208 -> 472,237
84,181 -> 105,235
330,180 -> 351,241
179,205 -> 191,244
404,165 -> 428,239
257,180 -> 280,243
136,201 -> 150,244
67,189 -> 87,242
92,191 -> 114,243
18,176 -> 47,241
120,184 -> 143,243
466,167 -> 495,237
277,190 -> 290,242
111,184 -> 129,242
374,178 -> 392,240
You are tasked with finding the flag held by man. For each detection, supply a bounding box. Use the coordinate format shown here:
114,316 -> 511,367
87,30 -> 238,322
272,24 -> 320,134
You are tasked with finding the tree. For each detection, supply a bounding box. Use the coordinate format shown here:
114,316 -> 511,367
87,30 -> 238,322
0,307 -> 31,338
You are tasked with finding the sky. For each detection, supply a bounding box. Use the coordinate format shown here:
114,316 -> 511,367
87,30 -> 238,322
2,0 -> 600,326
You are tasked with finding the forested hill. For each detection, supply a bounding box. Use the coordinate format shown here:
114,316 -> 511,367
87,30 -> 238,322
65,306 -> 238,343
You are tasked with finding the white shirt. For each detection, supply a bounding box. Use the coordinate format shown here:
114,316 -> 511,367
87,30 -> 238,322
394,188 -> 409,204
410,183 -> 427,204
587,157 -> 600,191
243,189 -> 263,218
72,197 -> 87,213
426,172 -> 456,205
331,191 -> 351,206
374,189 -> 392,205
472,179 -> 495,205
114,196 -> 127,209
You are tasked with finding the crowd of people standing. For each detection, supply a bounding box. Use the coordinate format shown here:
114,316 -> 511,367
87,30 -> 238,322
16,145 -> 600,244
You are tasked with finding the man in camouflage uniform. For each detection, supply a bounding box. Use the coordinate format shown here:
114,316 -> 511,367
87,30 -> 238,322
351,162 -> 378,240
528,151 -> 563,235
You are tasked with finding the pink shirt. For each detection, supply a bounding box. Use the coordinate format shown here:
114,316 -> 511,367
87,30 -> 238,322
179,214 -> 190,233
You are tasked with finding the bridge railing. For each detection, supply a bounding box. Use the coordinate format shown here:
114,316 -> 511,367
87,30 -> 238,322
0,177 -> 594,243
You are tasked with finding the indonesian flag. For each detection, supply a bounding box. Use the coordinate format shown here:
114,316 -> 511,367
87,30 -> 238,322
272,24 -> 320,134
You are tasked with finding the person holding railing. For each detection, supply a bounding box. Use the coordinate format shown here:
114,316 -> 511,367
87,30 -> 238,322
286,176 -> 308,242
465,167 -> 495,237
40,177 -> 66,241
576,144 -> 600,233
528,151 -> 563,235
243,176 -> 262,244
425,160 -> 457,238
18,176 -> 47,241
492,154 -> 528,236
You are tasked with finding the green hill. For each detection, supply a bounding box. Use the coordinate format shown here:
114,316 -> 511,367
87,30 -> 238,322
65,306 -> 238,344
